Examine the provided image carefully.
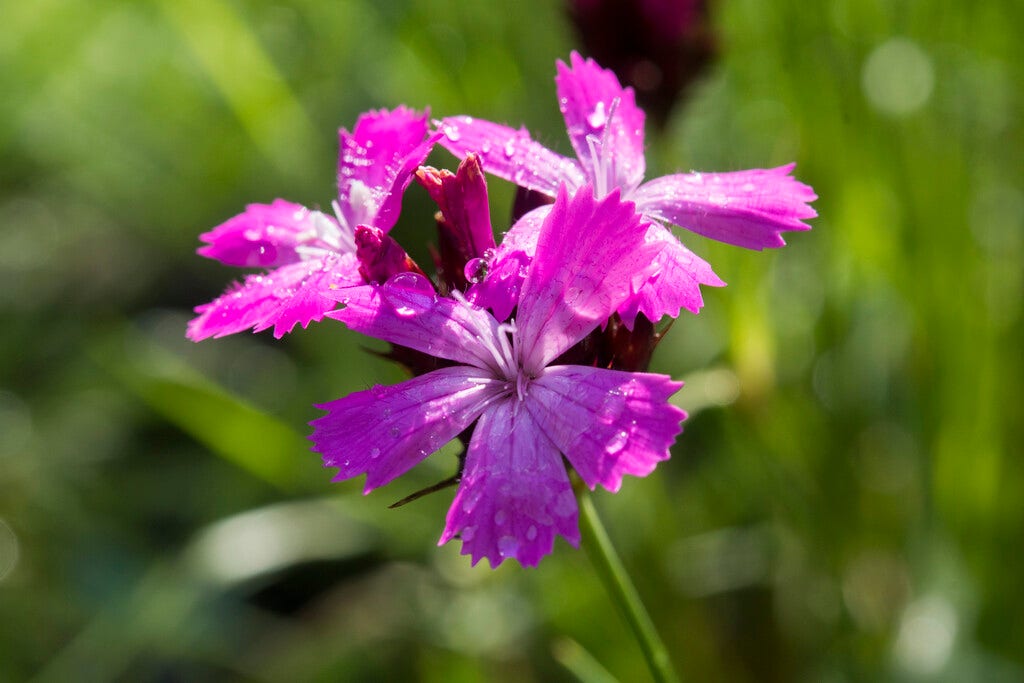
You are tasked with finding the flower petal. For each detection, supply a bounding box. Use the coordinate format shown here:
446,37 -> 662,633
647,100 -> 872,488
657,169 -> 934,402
187,253 -> 362,340
337,107 -> 437,232
515,186 -> 656,373
465,205 -> 550,321
327,272 -> 513,374
416,154 -> 497,292
197,200 -> 346,268
634,164 -> 818,250
310,366 -> 501,492
416,154 -> 496,260
439,399 -> 579,567
436,116 -> 586,196
529,365 -> 685,492
616,223 -> 726,326
556,51 -> 646,192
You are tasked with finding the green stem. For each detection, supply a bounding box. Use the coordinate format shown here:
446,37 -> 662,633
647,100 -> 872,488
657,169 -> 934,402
577,486 -> 681,683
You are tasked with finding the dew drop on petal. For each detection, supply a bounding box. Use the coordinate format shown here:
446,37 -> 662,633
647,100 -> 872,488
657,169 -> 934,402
504,139 -> 516,158
526,525 -> 538,541
442,124 -> 461,142
382,272 -> 437,317
257,243 -> 277,266
462,487 -> 483,513
554,490 -> 576,518
480,140 -> 492,154
388,427 -> 401,438
587,101 -> 608,129
464,257 -> 489,284
497,535 -> 519,558
597,390 -> 625,424
461,525 -> 475,541
606,430 -> 629,455
369,447 -> 381,459
494,509 -> 507,525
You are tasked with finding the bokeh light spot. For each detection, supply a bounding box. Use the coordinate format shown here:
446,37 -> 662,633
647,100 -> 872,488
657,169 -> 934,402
862,38 -> 934,116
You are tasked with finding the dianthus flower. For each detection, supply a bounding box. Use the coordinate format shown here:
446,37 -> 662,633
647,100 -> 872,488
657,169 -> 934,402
188,107 -> 436,340
436,52 -> 817,325
310,185 -> 686,567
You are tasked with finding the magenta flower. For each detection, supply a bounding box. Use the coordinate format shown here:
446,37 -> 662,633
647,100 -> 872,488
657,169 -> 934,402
310,186 -> 686,567
436,52 -> 816,325
188,107 -> 437,340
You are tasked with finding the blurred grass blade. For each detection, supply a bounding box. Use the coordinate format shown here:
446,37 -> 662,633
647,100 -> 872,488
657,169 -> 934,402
90,321 -> 313,491
159,0 -> 317,175
552,637 -> 621,683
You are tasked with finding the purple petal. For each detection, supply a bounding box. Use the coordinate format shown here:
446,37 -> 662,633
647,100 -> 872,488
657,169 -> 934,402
187,253 -> 362,340
327,272 -> 512,373
633,164 -> 818,250
310,366 -> 501,492
197,200 -> 345,268
416,154 -> 496,259
354,225 -> 425,284
556,52 -> 647,193
436,116 -> 586,196
465,205 -> 550,320
439,399 -> 579,567
529,365 -> 686,492
337,107 -> 437,232
616,223 -> 726,326
514,186 -> 656,373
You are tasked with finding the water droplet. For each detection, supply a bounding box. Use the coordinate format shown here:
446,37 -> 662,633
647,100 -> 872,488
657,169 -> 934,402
497,535 -> 519,558
369,447 -> 381,459
606,430 -> 629,455
388,427 -> 401,438
256,243 -> 277,266
526,525 -> 537,541
504,139 -> 516,158
597,390 -> 625,424
464,257 -> 489,284
494,509 -> 507,525
587,101 -> 607,129
553,490 -> 576,517
382,272 -> 437,317
443,124 -> 461,142
462,488 -> 483,513
461,525 -> 475,541
480,140 -> 491,154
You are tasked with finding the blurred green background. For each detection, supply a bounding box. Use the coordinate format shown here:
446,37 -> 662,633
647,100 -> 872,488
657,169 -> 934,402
1,0 -> 1021,681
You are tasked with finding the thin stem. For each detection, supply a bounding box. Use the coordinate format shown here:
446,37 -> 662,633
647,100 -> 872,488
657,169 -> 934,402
577,486 -> 681,683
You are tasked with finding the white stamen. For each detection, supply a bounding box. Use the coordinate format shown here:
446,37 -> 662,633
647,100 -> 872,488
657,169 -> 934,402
585,97 -> 622,198
450,291 -> 517,379
330,200 -> 357,253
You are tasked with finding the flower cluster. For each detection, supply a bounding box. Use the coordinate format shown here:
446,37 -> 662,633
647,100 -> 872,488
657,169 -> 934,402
189,54 -> 816,567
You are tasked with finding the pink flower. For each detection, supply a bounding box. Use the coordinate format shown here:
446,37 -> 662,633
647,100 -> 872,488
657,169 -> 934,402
310,186 -> 686,567
188,107 -> 437,340
436,53 -> 816,325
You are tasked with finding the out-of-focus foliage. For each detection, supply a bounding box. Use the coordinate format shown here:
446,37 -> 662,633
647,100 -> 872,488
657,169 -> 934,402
1,0 -> 1022,681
